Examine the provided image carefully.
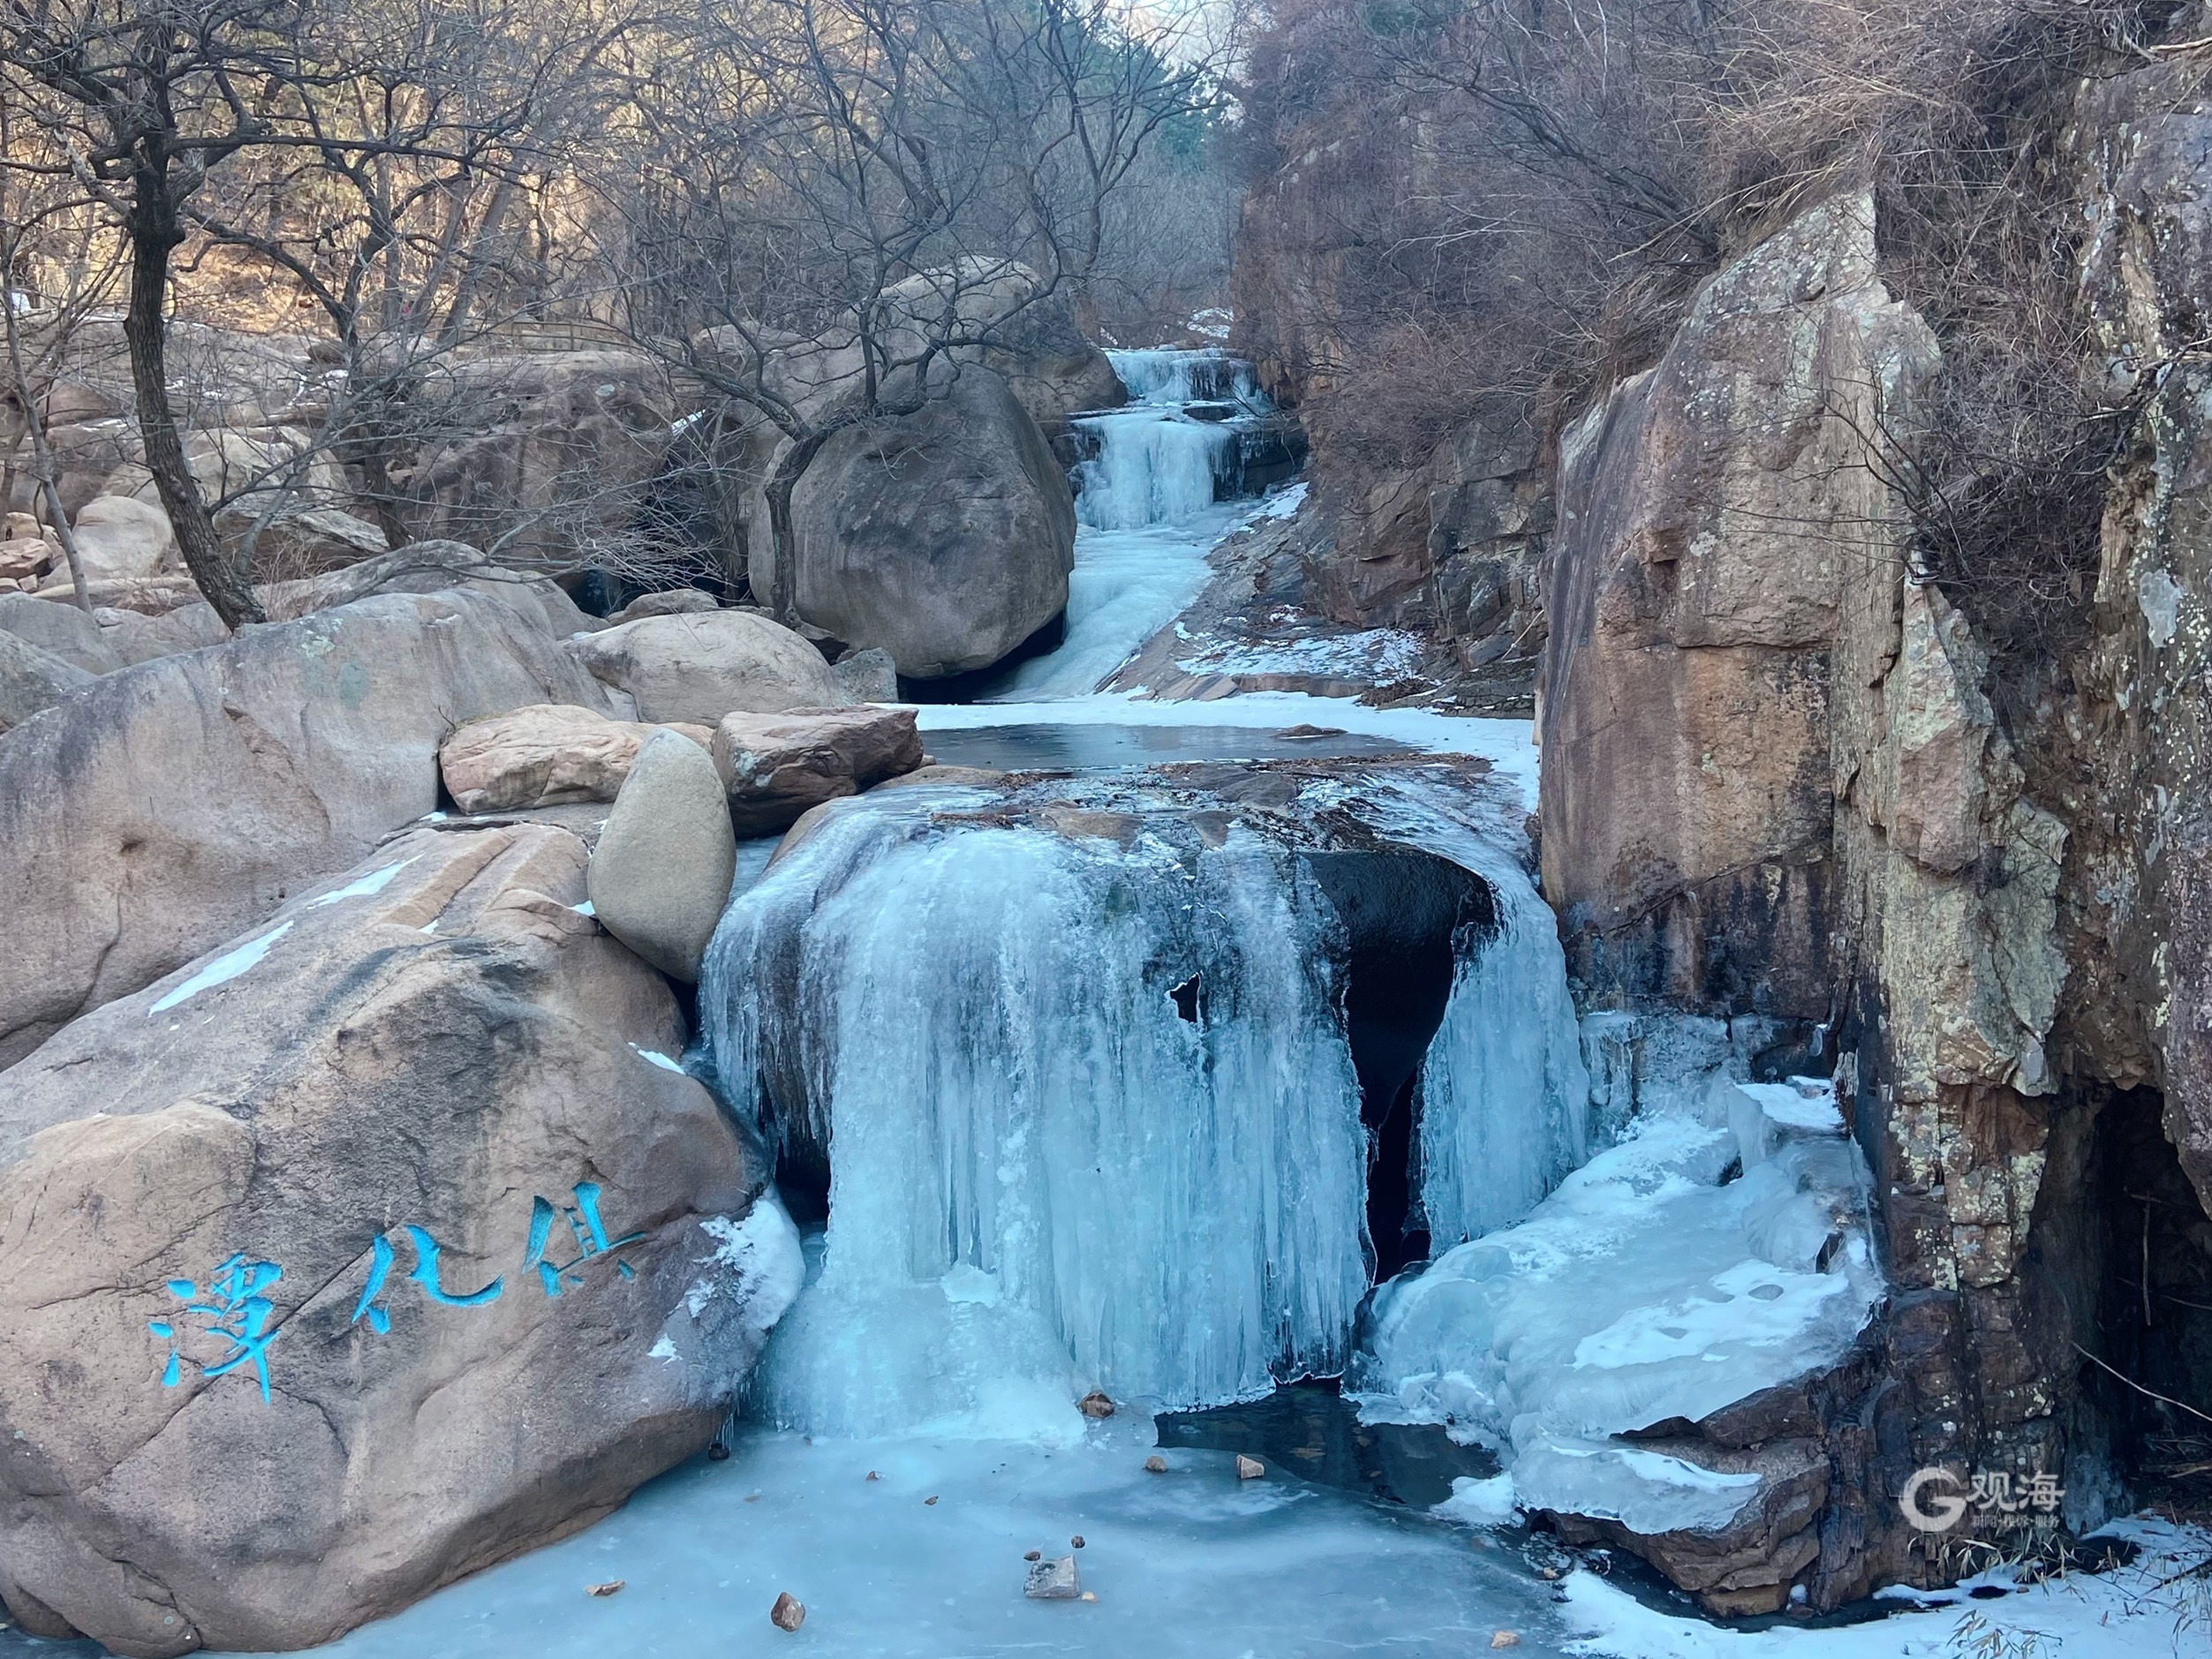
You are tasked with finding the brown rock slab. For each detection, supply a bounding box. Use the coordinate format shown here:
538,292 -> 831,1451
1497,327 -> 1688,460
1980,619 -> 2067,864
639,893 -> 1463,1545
0,826 -> 796,1655
610,589 -> 720,624
439,704 -> 713,813
0,585 -> 617,1067
0,629 -> 93,735
712,705 -> 925,834
571,609 -> 847,724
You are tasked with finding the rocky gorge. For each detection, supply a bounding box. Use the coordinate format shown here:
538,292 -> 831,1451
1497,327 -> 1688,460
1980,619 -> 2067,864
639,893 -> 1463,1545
0,4 -> 2208,1655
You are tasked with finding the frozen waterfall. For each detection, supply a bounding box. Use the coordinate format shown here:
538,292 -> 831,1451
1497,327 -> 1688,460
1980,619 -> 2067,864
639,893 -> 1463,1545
1068,348 -> 1272,532
696,773 -> 1592,1440
995,348 -> 1296,697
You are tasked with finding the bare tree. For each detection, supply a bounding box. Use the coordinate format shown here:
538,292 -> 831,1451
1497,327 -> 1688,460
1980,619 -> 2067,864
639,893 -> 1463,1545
601,0 -> 1223,615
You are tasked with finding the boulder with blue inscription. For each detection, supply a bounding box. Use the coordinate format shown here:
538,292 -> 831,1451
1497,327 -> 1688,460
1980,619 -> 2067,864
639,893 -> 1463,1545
0,823 -> 802,1655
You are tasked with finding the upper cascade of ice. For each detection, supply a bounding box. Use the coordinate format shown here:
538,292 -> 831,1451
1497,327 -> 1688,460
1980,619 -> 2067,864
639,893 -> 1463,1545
1107,347 -> 1265,409
1070,348 -> 1273,532
697,769 -> 1589,1440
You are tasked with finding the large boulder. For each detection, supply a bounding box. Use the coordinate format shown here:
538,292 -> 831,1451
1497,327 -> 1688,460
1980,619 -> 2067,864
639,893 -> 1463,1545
229,505 -> 389,578
0,825 -> 802,1654
64,495 -> 174,584
876,259 -> 1124,432
785,367 -> 1076,679
439,703 -> 713,813
711,704 -> 925,833
0,592 -> 125,675
570,608 -> 845,723
0,585 -> 618,1068
407,349 -> 682,562
586,730 -> 737,983
0,630 -> 92,733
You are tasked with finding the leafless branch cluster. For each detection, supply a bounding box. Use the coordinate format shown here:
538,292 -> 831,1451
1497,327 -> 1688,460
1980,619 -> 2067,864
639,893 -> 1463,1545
1237,0 -> 2208,662
0,0 -> 1229,625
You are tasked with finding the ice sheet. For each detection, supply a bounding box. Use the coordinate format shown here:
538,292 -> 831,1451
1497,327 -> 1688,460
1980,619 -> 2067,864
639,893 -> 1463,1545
289,1421 -> 1581,1659
993,503 -> 1258,699
917,695 -> 1540,808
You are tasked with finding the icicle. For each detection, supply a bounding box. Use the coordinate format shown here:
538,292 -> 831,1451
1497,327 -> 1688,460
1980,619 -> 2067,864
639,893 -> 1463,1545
1346,779 -> 1593,1247
698,794 -> 1370,1434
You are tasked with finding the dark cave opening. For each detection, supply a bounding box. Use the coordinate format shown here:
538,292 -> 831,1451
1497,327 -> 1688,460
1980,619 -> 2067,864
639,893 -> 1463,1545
2087,1087 -> 2212,1516
1300,848 -> 1496,1281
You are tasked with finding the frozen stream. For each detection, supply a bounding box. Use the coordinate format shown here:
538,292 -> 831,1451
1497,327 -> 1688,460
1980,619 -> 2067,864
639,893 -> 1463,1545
172,349 -> 2192,1659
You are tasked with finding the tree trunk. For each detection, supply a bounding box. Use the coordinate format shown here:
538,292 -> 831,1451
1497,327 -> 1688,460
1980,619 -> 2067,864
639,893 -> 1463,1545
763,429 -> 832,625
122,170 -> 264,629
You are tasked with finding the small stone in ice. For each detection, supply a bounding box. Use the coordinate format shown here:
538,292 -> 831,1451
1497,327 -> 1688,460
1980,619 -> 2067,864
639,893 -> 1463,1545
1491,1635 -> 1521,1649
1078,1391 -> 1116,1418
585,1580 -> 624,1597
770,1591 -> 806,1631
1070,1535 -> 1085,1549
924,1495 -> 939,1505
1080,1592 -> 1098,1602
1235,1454 -> 1265,1480
1144,1454 -> 1168,1473
1023,1550 -> 1041,1562
865,1470 -> 880,1481
1024,1556 -> 1081,1600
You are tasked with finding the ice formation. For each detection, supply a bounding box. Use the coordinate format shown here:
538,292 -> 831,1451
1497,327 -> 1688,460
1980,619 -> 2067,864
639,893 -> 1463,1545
698,763 -> 1592,1440
1351,1067 -> 1881,1535
1350,783 -> 1594,1246
1068,348 -> 1270,532
701,788 -> 1373,1432
148,922 -> 295,1014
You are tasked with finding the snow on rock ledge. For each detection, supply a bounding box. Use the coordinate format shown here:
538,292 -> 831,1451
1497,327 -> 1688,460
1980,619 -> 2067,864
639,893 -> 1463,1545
1354,1065 -> 1881,1613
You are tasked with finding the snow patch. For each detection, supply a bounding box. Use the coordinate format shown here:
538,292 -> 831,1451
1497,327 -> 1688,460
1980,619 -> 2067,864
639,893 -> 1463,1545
1433,1472 -> 1520,1527
684,1188 -> 805,1336
309,858 -> 414,907
1352,1035 -> 1880,1538
148,923 -> 295,1014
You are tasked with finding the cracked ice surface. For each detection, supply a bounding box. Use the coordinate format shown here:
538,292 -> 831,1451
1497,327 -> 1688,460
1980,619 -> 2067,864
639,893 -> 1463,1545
1352,1073 -> 1881,1536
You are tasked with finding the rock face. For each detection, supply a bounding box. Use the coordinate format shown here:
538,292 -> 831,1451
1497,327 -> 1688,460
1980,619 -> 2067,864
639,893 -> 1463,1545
0,826 -> 801,1654
0,593 -> 125,674
0,586 -> 616,1068
570,609 -> 846,723
608,588 -> 719,625
0,630 -> 93,733
786,368 -> 1076,680
409,349 -> 682,562
587,730 -> 738,983
1531,131 -> 2212,1604
438,705 -> 713,814
1541,193 -> 1937,1020
66,495 -> 175,584
710,705 -> 925,833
